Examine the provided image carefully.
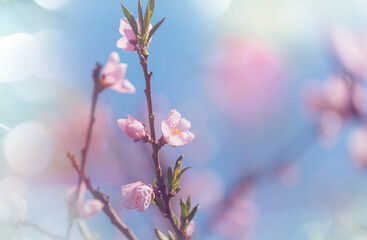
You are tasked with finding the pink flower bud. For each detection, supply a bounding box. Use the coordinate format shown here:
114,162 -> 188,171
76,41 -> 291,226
116,18 -> 152,52
121,181 -> 153,212
77,199 -> 104,219
186,221 -> 195,240
66,183 -> 103,219
117,115 -> 149,141
101,52 -> 136,93
161,109 -> 195,146
66,182 -> 86,204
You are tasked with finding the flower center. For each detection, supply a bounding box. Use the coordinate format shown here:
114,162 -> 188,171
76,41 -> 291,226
171,125 -> 184,135
100,76 -> 112,88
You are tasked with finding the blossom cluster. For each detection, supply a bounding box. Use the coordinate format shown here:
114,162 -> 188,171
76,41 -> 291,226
65,2 -> 197,238
306,26 -> 367,168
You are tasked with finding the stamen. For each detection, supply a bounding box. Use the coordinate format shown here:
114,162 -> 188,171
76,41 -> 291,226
171,125 -> 184,135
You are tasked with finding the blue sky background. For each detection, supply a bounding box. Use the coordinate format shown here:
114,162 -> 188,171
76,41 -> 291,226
2,0 -> 367,239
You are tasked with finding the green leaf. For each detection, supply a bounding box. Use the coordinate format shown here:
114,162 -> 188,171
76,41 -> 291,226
186,196 -> 191,213
173,155 -> 184,180
173,215 -> 180,228
138,0 -> 145,36
172,167 -> 192,187
168,231 -> 175,240
147,17 -> 165,43
155,227 -> 169,240
177,167 -> 191,183
175,185 -> 181,193
167,167 -> 173,185
77,220 -> 98,240
152,197 -> 165,212
143,0 -> 155,41
153,179 -> 157,187
180,198 -> 186,218
187,204 -> 200,222
121,4 -> 139,38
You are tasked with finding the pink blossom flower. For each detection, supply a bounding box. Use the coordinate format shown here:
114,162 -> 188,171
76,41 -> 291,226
205,38 -> 285,124
348,126 -> 367,168
160,109 -> 195,146
66,183 -> 104,219
306,75 -> 364,143
121,181 -> 153,212
186,221 -> 195,240
101,52 -> 135,93
77,199 -> 104,219
116,18 -> 152,52
117,115 -> 150,141
331,26 -> 367,80
214,198 -> 259,239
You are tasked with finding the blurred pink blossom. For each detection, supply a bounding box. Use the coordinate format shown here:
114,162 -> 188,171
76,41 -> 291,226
101,52 -> 135,93
186,221 -> 195,240
275,161 -> 302,187
117,115 -> 149,142
180,170 -> 224,207
48,99 -> 114,175
116,18 -> 152,52
306,75 -> 363,142
214,198 -> 259,239
160,109 -> 195,147
66,183 -> 104,219
331,26 -> 367,80
121,181 -> 153,212
348,126 -> 367,168
206,37 -> 285,124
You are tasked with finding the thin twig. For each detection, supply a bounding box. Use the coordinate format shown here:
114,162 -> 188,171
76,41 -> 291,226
67,153 -> 138,240
23,221 -> 64,239
139,54 -> 184,239
66,64 -> 137,240
208,123 -> 317,232
66,64 -> 102,240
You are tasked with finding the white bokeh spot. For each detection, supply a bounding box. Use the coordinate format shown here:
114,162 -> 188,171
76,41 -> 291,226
34,0 -> 70,10
5,121 -> 54,176
0,33 -> 37,83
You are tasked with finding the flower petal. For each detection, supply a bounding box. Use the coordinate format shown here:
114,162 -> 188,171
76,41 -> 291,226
116,37 -> 136,52
79,199 -> 104,219
121,181 -> 143,198
117,119 -> 128,135
110,78 -> 136,94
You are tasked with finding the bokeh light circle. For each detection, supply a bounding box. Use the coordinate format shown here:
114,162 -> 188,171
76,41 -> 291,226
33,0 -> 70,10
0,33 -> 37,83
5,121 -> 54,176
189,0 -> 231,18
30,29 -> 83,86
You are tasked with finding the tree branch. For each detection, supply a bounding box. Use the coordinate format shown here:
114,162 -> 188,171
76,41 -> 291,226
139,54 -> 185,239
67,153 -> 138,240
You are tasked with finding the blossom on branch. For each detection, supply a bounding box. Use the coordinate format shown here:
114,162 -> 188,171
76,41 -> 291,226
117,115 -> 150,142
116,18 -> 152,52
101,52 -> 136,93
306,75 -> 363,141
160,109 -> 195,147
66,183 -> 104,219
121,181 -> 154,212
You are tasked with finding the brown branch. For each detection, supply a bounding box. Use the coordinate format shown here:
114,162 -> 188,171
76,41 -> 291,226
67,152 -> 138,240
66,64 -> 102,240
139,54 -> 185,239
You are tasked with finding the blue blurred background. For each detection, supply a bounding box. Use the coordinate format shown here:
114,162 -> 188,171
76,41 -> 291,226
2,0 -> 367,239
